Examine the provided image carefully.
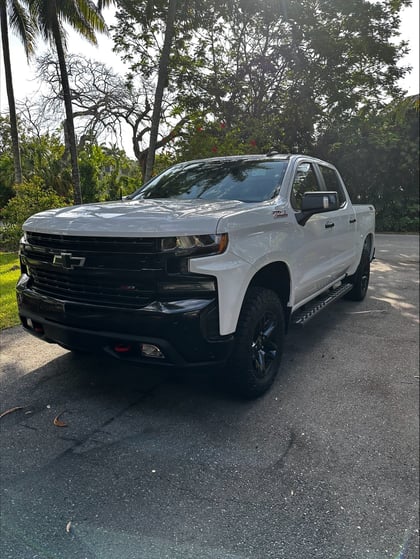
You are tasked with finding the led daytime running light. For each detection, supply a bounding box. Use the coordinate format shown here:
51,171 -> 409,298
160,233 -> 228,255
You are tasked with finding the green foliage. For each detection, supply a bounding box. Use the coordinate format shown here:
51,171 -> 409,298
0,152 -> 15,207
375,200 -> 419,232
0,252 -> 20,329
0,116 -> 17,205
79,142 -> 106,202
1,0 -> 37,185
79,141 -> 144,201
0,118 -> 143,206
0,181 -> 66,250
317,95 -> 419,232
20,133 -> 72,197
29,0 -> 107,46
0,118 -> 73,204
152,151 -> 177,178
0,0 -> 35,57
175,120 -> 266,162
1,1 -> 416,234
114,0 -> 410,160
28,0 -> 109,204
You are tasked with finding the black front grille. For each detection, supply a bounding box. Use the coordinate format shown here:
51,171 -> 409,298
23,247 -> 164,272
22,233 -> 166,308
21,232 -> 214,309
26,232 -> 159,253
30,268 -> 154,308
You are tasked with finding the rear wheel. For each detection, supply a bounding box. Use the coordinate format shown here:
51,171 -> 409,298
345,246 -> 371,301
226,287 -> 284,399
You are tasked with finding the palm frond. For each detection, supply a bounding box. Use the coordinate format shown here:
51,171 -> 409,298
78,0 -> 107,33
8,0 -> 36,57
28,0 -> 107,45
58,0 -> 107,44
96,0 -> 116,11
28,0 -> 54,41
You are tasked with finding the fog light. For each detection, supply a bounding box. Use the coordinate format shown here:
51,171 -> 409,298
140,343 -> 165,359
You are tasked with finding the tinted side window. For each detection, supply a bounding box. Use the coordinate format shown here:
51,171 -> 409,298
291,163 -> 322,210
319,166 -> 346,206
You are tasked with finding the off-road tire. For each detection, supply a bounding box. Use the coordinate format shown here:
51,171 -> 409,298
226,287 -> 285,399
344,246 -> 371,301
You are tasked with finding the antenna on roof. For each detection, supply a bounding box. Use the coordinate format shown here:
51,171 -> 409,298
266,148 -> 280,156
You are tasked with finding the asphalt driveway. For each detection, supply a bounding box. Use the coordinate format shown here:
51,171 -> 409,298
1,233 -> 418,559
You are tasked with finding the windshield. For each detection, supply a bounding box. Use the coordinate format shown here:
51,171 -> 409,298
132,159 -> 288,203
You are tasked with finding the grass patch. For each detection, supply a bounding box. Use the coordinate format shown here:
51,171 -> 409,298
0,253 -> 20,329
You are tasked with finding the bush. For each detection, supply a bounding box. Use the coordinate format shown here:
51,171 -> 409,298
375,199 -> 419,233
0,181 -> 66,251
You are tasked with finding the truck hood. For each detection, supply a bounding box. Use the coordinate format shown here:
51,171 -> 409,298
23,198 -> 248,236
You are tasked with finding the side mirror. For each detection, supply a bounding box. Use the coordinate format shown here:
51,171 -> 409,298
297,191 -> 339,225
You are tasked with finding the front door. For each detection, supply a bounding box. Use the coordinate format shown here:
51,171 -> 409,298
288,161 -> 341,305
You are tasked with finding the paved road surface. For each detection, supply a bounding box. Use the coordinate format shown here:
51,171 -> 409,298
1,234 -> 418,559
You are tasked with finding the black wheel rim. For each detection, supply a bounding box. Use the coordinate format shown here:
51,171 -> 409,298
360,259 -> 370,294
251,312 -> 279,379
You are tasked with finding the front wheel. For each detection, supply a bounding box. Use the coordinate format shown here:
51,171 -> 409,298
226,287 -> 285,399
345,246 -> 371,301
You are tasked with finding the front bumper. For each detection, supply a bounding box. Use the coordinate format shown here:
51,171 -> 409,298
16,275 -> 234,367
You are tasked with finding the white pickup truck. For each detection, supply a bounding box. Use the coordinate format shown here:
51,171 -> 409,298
17,154 -> 375,397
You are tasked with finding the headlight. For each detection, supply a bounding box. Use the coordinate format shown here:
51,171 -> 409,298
160,233 -> 228,256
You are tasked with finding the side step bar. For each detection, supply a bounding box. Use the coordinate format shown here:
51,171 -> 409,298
291,283 -> 353,326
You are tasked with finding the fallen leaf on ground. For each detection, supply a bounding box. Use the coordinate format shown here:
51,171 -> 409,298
0,407 -> 24,419
53,412 -> 68,427
66,521 -> 72,533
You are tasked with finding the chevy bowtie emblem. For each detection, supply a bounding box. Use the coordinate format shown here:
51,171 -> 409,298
53,252 -> 86,270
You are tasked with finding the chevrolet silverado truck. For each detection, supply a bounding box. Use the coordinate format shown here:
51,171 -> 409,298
17,154 -> 375,397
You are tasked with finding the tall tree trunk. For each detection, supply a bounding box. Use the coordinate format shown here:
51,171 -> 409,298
143,0 -> 177,184
0,3 -> 23,184
51,16 -> 83,205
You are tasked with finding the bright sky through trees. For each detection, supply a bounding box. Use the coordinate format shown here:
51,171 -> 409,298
0,2 -> 418,130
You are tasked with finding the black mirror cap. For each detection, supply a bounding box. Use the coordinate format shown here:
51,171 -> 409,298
301,191 -> 339,212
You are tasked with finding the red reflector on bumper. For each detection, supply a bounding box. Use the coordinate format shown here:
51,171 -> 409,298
114,344 -> 132,353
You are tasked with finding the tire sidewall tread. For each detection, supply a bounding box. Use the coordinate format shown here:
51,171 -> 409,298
226,286 -> 285,399
345,246 -> 371,301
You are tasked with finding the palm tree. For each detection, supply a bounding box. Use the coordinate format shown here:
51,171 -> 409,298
0,0 -> 35,184
29,0 -> 107,204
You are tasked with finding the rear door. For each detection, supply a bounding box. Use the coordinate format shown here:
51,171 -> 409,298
316,163 -> 357,277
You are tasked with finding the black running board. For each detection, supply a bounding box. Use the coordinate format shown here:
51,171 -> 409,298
291,283 -> 353,326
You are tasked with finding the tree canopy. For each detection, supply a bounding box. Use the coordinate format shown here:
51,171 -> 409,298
0,0 -> 418,241
113,0 -> 412,153
27,0 -> 108,204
